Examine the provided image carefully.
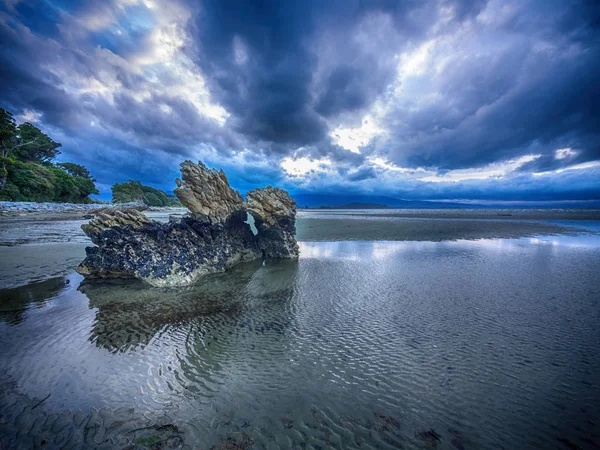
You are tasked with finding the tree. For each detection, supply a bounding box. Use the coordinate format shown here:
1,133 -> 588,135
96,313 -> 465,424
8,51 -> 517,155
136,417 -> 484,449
111,180 -> 181,206
112,180 -> 144,203
9,161 -> 56,201
0,108 -> 18,190
14,122 -> 62,162
142,191 -> 162,206
1,108 -> 62,189
57,162 -> 94,180
51,166 -> 98,202
0,107 -> 98,203
166,193 -> 183,207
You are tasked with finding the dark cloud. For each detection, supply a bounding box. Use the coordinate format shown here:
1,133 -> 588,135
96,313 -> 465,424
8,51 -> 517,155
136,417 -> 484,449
347,166 -> 378,182
0,0 -> 598,201
289,165 -> 600,202
0,15 -> 84,129
411,46 -> 599,170
516,151 -> 584,174
315,64 -> 383,118
186,0 -> 326,145
378,0 -> 600,172
0,1 -> 245,192
418,168 -> 600,202
186,0 -> 485,145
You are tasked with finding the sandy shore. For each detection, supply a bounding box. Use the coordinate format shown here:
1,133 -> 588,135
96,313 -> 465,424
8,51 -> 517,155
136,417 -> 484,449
0,209 -> 596,289
0,244 -> 87,290
295,217 -> 587,242
303,208 -> 600,221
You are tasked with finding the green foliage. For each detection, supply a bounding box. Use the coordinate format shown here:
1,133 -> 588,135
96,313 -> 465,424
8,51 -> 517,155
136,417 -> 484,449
166,193 -> 183,207
112,180 -> 181,207
0,182 -> 23,201
0,107 -> 98,203
14,122 -> 62,162
1,109 -> 18,182
57,162 -> 93,179
112,180 -> 143,203
7,161 -> 56,201
0,160 -> 99,202
142,191 -> 163,206
51,166 -> 99,202
0,108 -> 17,148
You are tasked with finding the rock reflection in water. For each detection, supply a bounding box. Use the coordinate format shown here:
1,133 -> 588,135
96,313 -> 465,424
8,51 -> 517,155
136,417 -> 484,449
0,276 -> 69,324
81,259 -> 299,353
1,240 -> 599,449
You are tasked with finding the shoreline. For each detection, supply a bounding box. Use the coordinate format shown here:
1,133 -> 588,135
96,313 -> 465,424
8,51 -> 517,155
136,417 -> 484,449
1,209 -> 598,290
0,201 -> 178,221
1,208 -> 597,243
300,208 -> 600,221
3,201 -> 600,220
295,217 -> 592,242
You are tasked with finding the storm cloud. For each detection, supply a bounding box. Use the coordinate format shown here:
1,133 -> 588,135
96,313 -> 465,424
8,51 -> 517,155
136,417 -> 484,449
0,0 -> 598,201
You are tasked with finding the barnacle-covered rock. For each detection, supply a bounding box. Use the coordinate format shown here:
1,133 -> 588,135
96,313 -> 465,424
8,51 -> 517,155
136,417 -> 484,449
247,187 -> 299,259
77,161 -> 299,286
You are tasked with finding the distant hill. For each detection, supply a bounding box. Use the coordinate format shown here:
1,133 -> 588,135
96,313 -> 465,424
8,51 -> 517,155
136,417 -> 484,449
337,202 -> 389,209
293,194 -> 472,209
292,194 -> 600,209
112,180 -> 182,207
293,194 -> 600,209
312,202 -> 391,209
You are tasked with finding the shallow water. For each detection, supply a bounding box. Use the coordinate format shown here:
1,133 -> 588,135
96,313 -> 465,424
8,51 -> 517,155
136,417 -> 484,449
1,237 -> 599,449
3,210 -> 596,290
1,209 -> 598,247
300,208 -> 600,221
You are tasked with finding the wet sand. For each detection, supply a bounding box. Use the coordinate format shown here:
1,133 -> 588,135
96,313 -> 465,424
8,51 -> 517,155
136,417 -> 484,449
1,211 -> 600,449
0,209 -> 596,289
295,217 -> 587,242
302,208 -> 600,221
0,244 -> 87,290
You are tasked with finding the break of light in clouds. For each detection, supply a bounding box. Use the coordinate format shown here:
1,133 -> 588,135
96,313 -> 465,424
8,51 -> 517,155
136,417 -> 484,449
0,0 -> 599,202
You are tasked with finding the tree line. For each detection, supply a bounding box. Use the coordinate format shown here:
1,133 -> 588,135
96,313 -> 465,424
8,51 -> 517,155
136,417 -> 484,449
111,180 -> 182,207
0,108 -> 98,203
1,107 -> 182,206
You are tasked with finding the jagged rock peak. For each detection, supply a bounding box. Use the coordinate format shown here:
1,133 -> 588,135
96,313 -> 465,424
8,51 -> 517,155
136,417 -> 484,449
174,160 -> 244,223
81,209 -> 150,236
77,161 -> 299,286
246,186 -> 297,227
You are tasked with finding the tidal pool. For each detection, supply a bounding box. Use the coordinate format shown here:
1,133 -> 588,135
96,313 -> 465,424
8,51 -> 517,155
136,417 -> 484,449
1,237 -> 599,449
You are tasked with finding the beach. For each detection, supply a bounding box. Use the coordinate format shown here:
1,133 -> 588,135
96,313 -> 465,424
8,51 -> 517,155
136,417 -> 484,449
1,212 -> 599,449
1,208 -> 598,289
3,0 -> 598,447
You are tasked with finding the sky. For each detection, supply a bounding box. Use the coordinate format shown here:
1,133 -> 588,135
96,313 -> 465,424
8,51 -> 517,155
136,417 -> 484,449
0,0 -> 599,203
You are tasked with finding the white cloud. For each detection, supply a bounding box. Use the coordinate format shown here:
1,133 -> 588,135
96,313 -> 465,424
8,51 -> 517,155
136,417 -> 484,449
49,0 -> 228,125
554,148 -> 577,160
420,154 -> 541,182
330,116 -> 384,153
533,160 -> 600,176
17,109 -> 42,123
398,39 -> 436,78
280,156 -> 332,177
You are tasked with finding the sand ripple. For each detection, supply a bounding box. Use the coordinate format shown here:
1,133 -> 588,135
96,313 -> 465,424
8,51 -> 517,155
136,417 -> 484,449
1,240 -> 599,449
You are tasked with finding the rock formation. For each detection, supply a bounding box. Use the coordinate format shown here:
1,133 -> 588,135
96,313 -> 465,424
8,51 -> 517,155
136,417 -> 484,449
174,161 -> 244,223
77,161 -> 299,287
247,186 -> 299,259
